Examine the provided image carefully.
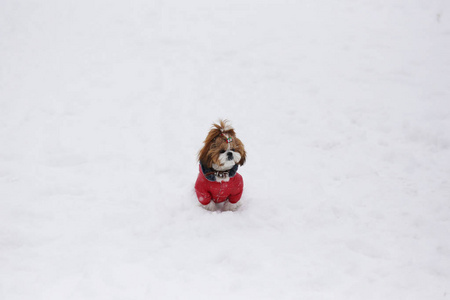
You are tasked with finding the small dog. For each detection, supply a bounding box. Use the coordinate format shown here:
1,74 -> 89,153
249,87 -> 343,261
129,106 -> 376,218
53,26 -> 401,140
195,120 -> 246,211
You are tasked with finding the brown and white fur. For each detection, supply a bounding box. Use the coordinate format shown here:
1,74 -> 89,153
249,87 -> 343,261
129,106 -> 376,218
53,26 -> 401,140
198,120 -> 246,210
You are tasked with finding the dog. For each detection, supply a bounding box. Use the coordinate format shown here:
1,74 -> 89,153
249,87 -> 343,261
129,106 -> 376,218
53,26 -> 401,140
195,120 -> 246,211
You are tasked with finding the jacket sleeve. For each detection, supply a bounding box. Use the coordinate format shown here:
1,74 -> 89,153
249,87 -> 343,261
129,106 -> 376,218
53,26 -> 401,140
195,174 -> 212,205
228,174 -> 244,204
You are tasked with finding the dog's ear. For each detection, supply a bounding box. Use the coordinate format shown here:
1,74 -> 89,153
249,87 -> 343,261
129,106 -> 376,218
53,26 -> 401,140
198,145 -> 210,168
239,151 -> 246,166
198,142 -> 215,168
235,137 -> 246,166
198,125 -> 222,168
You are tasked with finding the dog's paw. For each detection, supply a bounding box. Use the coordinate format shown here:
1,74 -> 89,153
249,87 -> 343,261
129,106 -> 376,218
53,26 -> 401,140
223,201 -> 240,212
201,201 -> 217,211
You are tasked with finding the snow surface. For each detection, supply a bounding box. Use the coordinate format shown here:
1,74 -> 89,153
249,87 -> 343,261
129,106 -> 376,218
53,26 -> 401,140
1,0 -> 450,299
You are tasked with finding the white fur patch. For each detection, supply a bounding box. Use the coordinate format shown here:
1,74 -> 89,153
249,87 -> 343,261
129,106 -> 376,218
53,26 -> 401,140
202,201 -> 217,211
223,201 -> 240,211
214,151 -> 241,170
214,175 -> 230,183
222,125 -> 233,132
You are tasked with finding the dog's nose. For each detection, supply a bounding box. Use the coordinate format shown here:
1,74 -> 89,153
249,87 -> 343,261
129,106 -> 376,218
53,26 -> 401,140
227,152 -> 233,160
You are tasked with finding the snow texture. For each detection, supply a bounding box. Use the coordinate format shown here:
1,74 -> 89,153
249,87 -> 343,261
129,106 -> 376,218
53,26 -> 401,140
1,0 -> 450,299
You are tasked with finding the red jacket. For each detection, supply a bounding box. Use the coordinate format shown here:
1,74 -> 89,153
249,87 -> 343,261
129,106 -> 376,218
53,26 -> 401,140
195,164 -> 244,205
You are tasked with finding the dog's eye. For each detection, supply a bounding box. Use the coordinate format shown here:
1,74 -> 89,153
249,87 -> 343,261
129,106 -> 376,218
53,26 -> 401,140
231,148 -> 235,152
219,150 -> 226,154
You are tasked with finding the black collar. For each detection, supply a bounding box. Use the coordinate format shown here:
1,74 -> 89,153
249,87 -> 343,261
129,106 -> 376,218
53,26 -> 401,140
200,164 -> 238,182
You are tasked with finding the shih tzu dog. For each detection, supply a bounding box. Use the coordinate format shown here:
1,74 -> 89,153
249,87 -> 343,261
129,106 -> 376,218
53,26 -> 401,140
195,120 -> 246,211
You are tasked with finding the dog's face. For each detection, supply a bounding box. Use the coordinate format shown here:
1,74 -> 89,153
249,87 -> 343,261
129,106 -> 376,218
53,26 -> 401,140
198,120 -> 246,170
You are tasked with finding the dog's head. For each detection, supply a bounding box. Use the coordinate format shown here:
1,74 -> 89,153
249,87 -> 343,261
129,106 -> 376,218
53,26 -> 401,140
198,120 -> 246,170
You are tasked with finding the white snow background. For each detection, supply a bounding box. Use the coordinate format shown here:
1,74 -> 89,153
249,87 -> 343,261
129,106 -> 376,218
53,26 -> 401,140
1,0 -> 450,299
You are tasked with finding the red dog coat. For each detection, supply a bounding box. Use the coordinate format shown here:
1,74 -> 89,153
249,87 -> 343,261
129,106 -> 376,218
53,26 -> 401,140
195,164 -> 243,205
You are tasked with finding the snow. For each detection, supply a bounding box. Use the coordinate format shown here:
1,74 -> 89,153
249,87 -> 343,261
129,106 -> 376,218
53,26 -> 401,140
1,0 -> 450,299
